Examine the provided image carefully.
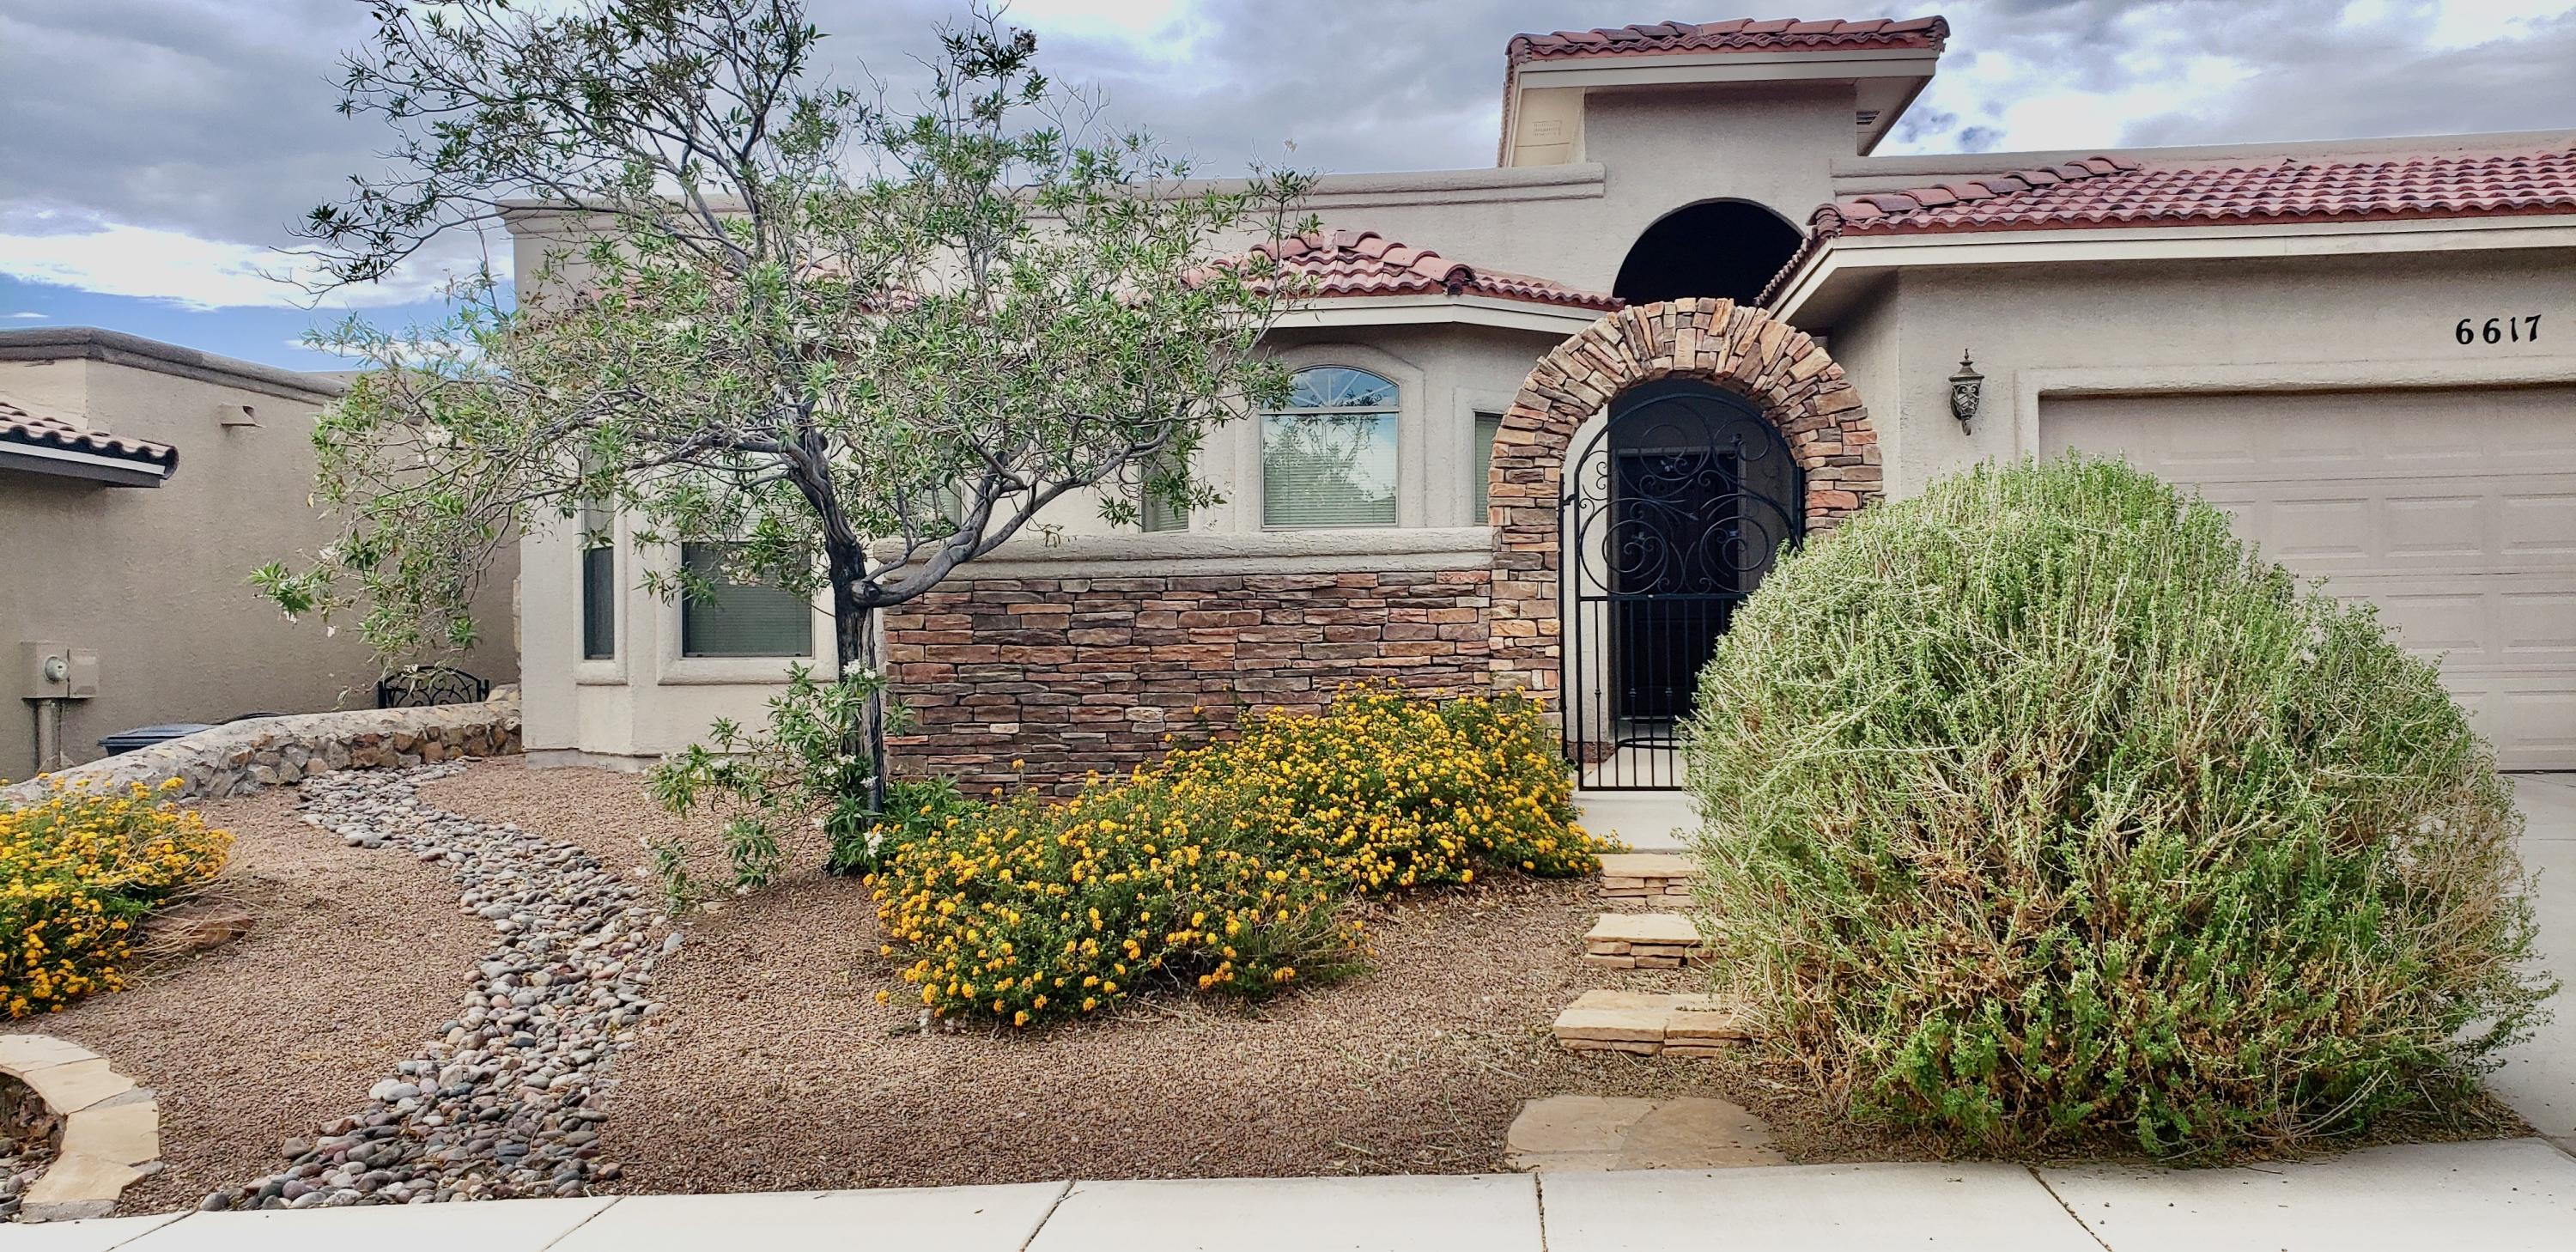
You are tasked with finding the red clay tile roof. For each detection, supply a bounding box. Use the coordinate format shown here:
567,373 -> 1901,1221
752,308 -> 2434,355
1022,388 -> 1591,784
1765,145 -> 2576,303
1508,16 -> 1949,63
1233,229 -> 1623,313
0,397 -> 178,471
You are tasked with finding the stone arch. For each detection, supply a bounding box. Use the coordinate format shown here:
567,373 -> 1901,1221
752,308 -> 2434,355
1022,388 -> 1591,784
1482,297 -> 1880,698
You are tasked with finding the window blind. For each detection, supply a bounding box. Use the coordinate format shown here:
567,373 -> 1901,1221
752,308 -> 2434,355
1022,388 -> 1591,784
679,543 -> 813,658
1263,412 -> 1397,528
1142,489 -> 1190,532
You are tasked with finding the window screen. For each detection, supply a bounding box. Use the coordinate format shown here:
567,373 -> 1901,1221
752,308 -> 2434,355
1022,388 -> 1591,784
1262,367 -> 1398,529
679,543 -> 813,658
1473,412 -> 1503,524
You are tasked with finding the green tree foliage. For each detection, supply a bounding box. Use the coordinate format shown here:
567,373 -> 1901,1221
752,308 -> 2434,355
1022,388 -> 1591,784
1683,455 -> 2554,1157
257,0 -> 1311,805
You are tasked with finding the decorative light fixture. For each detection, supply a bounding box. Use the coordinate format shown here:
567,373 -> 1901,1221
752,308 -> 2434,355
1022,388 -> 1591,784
1948,350 -> 1984,431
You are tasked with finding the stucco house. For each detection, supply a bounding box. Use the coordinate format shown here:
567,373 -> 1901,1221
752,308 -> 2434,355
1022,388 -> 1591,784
0,327 -> 520,780
513,15 -> 2576,785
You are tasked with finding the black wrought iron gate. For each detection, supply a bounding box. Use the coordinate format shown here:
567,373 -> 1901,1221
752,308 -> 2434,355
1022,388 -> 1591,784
1561,380 -> 1803,788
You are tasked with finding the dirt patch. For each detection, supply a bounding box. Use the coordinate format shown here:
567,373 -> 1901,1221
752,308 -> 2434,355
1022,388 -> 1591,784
410,758 -> 2533,1189
0,786 -> 489,1213
418,759 -> 1902,1190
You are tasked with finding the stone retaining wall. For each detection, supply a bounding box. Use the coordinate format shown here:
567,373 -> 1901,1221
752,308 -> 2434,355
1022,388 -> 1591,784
883,531 -> 1494,793
0,696 -> 521,807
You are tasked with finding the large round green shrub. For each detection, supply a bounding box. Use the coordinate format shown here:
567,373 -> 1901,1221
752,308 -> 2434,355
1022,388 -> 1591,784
1683,455 -> 2553,1156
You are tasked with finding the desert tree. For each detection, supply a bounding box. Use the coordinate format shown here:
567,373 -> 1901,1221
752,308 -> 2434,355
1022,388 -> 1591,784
260,0 -> 1310,849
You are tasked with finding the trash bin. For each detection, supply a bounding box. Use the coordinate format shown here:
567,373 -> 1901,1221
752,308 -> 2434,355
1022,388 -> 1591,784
97,723 -> 217,756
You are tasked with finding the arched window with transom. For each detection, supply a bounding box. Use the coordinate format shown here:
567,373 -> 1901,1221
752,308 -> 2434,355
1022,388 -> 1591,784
1261,366 -> 1399,528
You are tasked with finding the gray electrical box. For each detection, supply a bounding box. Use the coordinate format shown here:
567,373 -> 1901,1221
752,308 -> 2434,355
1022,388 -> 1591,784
17,641 -> 99,700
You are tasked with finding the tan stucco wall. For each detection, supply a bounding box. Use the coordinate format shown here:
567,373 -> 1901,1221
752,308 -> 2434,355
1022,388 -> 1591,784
517,509 -> 837,767
1267,81 -> 1850,295
519,319 -> 1575,763
1806,246 -> 2576,497
0,354 -> 519,781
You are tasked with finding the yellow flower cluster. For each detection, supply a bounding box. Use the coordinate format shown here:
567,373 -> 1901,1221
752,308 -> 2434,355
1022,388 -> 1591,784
0,778 -> 231,1017
1173,686 -> 1614,889
867,686 -> 1617,1027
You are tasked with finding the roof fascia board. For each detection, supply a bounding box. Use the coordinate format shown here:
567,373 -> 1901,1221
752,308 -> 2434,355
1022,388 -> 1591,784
1513,49 -> 1936,92
0,443 -> 173,487
1774,215 -> 2576,322
1275,295 -> 1607,334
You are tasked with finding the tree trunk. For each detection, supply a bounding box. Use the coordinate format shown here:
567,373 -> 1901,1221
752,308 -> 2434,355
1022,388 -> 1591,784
830,561 -> 888,816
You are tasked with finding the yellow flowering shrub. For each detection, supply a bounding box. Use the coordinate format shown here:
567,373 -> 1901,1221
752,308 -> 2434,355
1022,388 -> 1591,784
869,687 -> 1614,1026
0,779 -> 231,1016
1175,687 -> 1609,888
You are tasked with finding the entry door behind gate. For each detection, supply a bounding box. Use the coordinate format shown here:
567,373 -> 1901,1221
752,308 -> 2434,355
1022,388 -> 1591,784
1563,380 -> 1802,788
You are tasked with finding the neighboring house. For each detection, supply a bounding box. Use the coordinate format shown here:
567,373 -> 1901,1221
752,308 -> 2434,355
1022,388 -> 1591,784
0,327 -> 519,780
513,15 -> 2576,784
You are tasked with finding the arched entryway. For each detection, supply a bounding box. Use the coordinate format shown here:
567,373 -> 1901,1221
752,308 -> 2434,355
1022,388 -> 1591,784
1483,298 -> 1880,781
1613,200 -> 1805,307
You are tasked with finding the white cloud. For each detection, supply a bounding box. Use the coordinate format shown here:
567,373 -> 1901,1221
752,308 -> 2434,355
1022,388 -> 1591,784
3,312 -> 46,319
0,209 -> 473,313
2425,0 -> 2576,50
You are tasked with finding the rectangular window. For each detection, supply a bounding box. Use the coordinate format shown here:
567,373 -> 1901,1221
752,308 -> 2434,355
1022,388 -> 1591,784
580,547 -> 616,659
1262,412 -> 1398,528
578,502 -> 615,660
1141,453 -> 1190,533
1473,412 -> 1502,524
1142,489 -> 1190,533
678,542 -> 813,658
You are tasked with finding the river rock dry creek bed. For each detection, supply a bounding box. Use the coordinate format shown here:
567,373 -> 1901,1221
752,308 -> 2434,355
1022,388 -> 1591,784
200,763 -> 673,1210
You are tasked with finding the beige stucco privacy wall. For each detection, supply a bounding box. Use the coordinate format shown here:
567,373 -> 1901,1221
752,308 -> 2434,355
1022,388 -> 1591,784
0,329 -> 520,781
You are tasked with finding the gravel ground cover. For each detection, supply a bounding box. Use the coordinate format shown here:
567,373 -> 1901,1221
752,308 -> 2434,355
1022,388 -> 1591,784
201,763 -> 670,1210
16,757 -> 2510,1216
0,786 -> 489,1214
422,760 -> 1860,1191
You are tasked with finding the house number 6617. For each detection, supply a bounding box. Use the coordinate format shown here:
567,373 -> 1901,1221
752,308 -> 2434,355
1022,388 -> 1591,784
2456,315 -> 2541,344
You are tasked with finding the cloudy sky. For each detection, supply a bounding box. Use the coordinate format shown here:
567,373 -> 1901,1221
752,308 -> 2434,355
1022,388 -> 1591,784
3,0 -> 2572,370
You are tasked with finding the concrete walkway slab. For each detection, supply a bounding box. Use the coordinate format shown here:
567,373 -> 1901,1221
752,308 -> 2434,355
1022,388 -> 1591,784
1023,1174 -> 1540,1252
2039,1138 -> 2576,1252
0,1212 -> 185,1252
1539,1162 -> 2098,1252
549,1182 -> 1066,1252
111,1196 -> 613,1252
2494,773 -> 2576,1152
1573,790 -> 1696,853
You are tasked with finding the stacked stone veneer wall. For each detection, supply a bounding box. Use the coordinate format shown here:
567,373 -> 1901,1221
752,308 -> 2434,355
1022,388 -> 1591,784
884,532 -> 1494,793
882,299 -> 1876,791
1486,298 -> 1880,700
0,695 -> 521,806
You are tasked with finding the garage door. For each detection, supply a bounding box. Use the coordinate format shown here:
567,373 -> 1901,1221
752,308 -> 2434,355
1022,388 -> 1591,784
2042,386 -> 2576,770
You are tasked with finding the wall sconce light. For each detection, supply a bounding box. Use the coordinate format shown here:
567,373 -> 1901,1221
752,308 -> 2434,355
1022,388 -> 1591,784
1948,351 -> 1984,432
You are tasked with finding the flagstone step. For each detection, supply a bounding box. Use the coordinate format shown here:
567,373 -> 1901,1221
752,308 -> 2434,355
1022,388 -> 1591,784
1504,1094 -> 1785,1171
1581,911 -> 1702,969
1551,988 -> 1753,1058
1595,852 -> 1697,903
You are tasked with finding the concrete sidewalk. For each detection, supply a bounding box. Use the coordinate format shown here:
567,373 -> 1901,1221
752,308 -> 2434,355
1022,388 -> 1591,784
11,1138 -> 2571,1252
